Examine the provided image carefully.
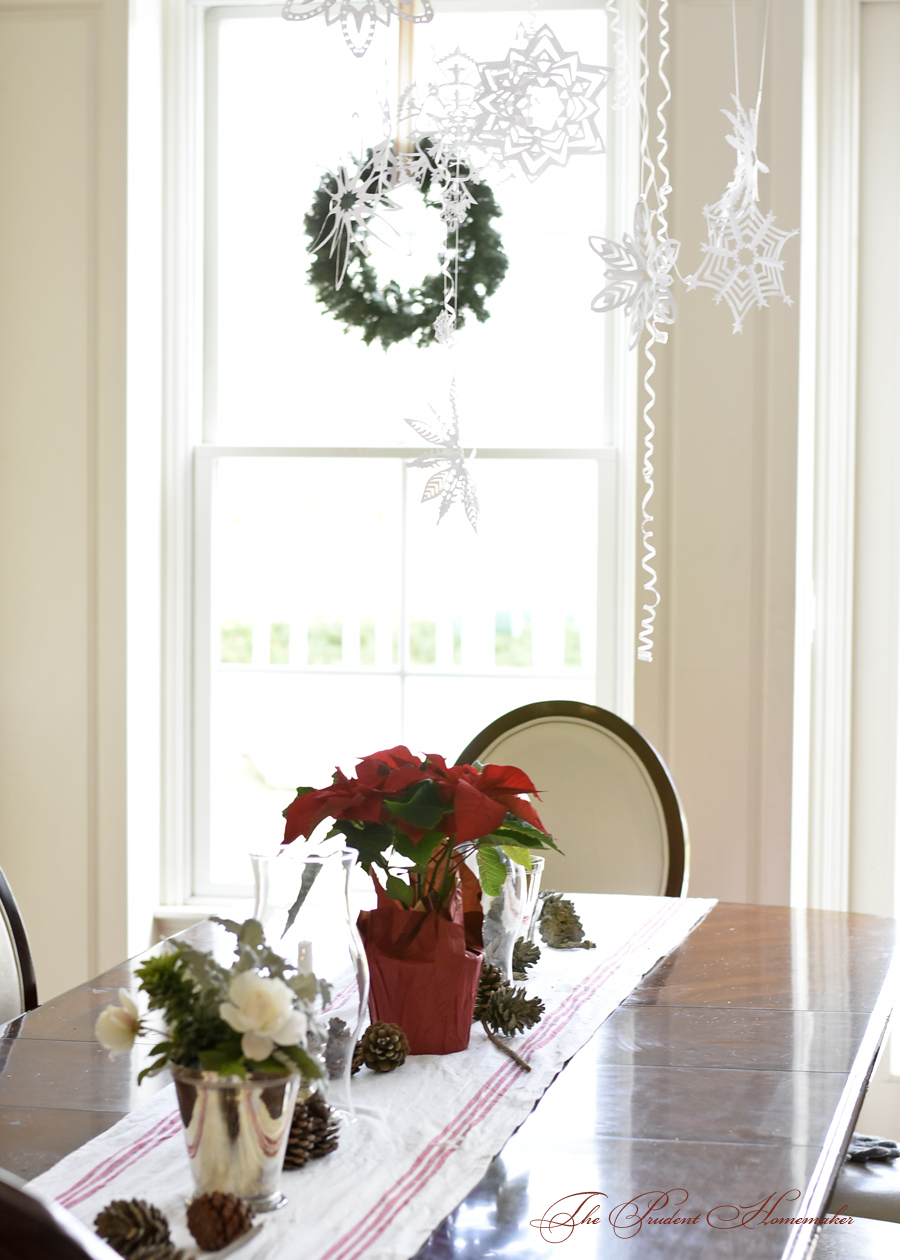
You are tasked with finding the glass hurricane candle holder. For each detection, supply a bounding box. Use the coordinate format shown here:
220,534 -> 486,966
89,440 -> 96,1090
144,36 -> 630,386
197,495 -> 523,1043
251,847 -> 369,1117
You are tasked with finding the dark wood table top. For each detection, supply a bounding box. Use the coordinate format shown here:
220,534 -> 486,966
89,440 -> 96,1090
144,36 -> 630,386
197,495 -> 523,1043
1,901 -> 896,1259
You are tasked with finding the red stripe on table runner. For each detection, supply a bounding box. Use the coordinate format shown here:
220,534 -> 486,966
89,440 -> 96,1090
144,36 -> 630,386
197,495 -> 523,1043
320,901 -> 684,1260
57,1109 -> 182,1210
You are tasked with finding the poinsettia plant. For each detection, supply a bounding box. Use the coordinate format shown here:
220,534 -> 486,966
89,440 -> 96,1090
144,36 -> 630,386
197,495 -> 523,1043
282,745 -> 559,912
95,918 -> 324,1083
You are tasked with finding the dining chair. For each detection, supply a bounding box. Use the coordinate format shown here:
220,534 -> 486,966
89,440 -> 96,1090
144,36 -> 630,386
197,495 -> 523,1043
0,863 -> 38,1025
812,1213 -> 900,1257
456,700 -> 689,897
0,1167 -> 120,1260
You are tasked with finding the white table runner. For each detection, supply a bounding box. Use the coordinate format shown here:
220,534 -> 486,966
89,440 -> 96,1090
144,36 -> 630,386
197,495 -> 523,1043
32,894 -> 716,1260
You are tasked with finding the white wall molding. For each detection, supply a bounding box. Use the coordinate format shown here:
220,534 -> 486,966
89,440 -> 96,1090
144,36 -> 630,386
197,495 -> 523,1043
792,0 -> 860,911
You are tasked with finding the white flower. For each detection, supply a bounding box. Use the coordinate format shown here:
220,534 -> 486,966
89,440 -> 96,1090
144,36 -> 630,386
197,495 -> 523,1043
219,971 -> 308,1062
95,989 -> 141,1057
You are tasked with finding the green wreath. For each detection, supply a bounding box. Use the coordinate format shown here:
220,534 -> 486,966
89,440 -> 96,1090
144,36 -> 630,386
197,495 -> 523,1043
304,142 -> 509,350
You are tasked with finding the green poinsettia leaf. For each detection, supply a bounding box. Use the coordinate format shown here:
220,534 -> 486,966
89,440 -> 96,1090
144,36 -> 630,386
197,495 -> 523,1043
332,820 -> 394,871
385,874 -> 416,907
384,780 -> 447,830
493,817 -> 563,853
477,846 -> 507,898
500,844 -> 532,870
390,828 -> 445,869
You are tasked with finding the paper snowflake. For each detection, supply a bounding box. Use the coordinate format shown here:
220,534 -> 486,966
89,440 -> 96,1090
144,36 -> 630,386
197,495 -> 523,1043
686,200 -> 797,334
414,49 -> 483,153
717,96 -> 769,214
686,94 -> 797,332
406,380 -> 478,530
589,200 -> 679,348
282,0 -> 433,59
310,141 -> 399,287
472,25 -> 611,180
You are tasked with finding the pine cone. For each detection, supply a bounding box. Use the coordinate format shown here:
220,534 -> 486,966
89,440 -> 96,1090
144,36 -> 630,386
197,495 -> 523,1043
130,1245 -> 189,1260
538,892 -> 596,949
283,1092 -> 340,1170
511,936 -> 541,981
186,1192 -> 254,1252
481,983 -> 545,1037
351,1038 -> 365,1075
94,1200 -> 170,1257
325,1017 -> 351,1078
472,963 -> 505,1022
358,1022 -> 410,1072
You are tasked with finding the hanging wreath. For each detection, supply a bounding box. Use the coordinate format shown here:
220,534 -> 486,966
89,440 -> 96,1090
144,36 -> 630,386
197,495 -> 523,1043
304,140 -> 508,350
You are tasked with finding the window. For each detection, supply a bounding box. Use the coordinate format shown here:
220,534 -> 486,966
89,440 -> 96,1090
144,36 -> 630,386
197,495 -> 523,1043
185,1 -> 636,898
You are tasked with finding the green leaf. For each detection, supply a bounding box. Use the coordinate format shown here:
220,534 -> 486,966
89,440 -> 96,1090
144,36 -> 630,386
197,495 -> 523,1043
276,1043 -> 324,1079
384,780 -> 447,830
477,846 -> 507,898
283,863 -> 322,936
287,972 -> 319,1002
390,828 -> 445,869
500,844 -> 532,870
199,1048 -> 247,1078
385,874 -> 416,906
333,820 -> 394,871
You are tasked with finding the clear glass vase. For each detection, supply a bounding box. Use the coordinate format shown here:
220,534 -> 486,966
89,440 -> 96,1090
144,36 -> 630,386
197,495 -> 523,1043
522,855 -> 546,944
250,848 -> 369,1117
467,851 -> 528,983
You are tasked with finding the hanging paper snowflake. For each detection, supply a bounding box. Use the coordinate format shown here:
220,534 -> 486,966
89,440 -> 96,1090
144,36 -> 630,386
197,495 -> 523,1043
717,95 -> 769,213
414,49 -> 484,154
589,200 -> 679,348
308,141 -> 400,288
686,199 -> 797,334
282,0 -> 433,59
471,25 -> 611,180
686,94 -> 797,333
406,380 -> 478,530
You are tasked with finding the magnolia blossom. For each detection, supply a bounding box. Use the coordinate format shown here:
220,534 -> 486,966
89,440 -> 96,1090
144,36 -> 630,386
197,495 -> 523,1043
95,990 -> 141,1057
219,971 -> 307,1062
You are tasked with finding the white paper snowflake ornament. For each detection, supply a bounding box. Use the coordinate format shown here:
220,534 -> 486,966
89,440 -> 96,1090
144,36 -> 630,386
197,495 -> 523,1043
589,200 -> 679,348
719,95 -> 768,212
415,49 -> 483,153
686,90 -> 797,333
309,141 -> 400,287
472,25 -> 611,180
686,200 -> 797,333
406,379 -> 478,531
282,0 -> 433,59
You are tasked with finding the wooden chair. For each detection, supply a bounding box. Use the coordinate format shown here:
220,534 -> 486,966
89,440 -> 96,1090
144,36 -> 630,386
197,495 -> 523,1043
0,863 -> 38,1025
457,700 -> 689,897
0,1168 -> 120,1260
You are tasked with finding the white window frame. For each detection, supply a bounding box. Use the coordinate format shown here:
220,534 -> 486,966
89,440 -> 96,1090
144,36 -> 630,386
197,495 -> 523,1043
160,0 -> 640,908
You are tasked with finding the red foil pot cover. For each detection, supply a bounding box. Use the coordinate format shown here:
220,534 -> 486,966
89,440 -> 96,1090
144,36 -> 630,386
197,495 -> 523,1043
357,883 -> 485,1056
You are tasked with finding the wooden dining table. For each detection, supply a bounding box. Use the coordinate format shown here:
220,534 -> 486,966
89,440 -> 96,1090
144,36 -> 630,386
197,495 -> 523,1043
0,900 -> 897,1259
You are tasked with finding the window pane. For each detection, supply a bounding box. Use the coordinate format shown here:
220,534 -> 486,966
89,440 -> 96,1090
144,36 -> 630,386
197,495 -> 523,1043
211,6 -> 610,448
204,455 -> 599,889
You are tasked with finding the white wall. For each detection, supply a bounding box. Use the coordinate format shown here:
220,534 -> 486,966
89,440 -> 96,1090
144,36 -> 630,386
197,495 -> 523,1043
634,0 -> 803,907
0,0 -> 130,999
